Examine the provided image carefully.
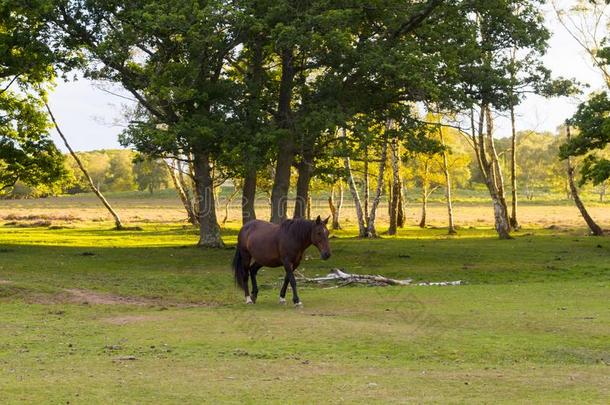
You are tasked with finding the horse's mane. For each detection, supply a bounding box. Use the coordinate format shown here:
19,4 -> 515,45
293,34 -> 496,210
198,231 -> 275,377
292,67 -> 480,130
279,218 -> 313,243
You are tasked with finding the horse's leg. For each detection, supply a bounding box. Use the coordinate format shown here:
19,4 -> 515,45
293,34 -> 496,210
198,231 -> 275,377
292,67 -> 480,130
249,262 -> 262,303
281,259 -> 301,306
288,270 -> 301,307
279,274 -> 289,305
241,250 -> 253,304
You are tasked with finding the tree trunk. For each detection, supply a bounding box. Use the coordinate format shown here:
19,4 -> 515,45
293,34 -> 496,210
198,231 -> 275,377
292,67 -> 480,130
486,108 -> 511,239
509,104 -> 520,230
490,192 -> 511,239
363,145 -> 370,225
180,160 -> 198,219
241,167 -> 257,224
438,126 -> 456,234
366,137 -> 388,238
472,105 -> 511,239
306,195 -> 312,219
486,106 -> 511,230
45,102 -> 124,230
188,159 -> 201,220
328,182 -> 343,230
166,159 -> 198,225
240,34 -> 263,225
270,145 -> 293,223
419,183 -> 427,228
192,152 -> 224,248
387,178 -> 393,219
222,188 -> 239,225
419,159 -> 431,229
344,154 -> 366,237
566,126 -> 604,236
270,48 -> 295,224
293,149 -> 314,219
397,182 -> 405,228
388,137 -> 400,235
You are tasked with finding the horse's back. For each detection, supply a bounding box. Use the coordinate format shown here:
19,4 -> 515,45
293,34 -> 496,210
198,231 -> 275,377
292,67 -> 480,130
238,220 -> 282,267
239,219 -> 279,241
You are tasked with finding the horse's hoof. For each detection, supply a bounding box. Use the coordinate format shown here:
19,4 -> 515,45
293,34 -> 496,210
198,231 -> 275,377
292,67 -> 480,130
279,297 -> 287,305
294,302 -> 303,308
245,296 -> 253,304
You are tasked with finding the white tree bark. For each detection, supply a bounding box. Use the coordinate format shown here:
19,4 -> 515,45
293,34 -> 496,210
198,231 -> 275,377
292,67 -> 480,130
438,126 -> 456,234
344,155 -> 367,237
366,134 -> 389,237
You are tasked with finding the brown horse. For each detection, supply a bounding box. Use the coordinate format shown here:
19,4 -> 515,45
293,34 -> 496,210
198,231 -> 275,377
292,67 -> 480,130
232,215 -> 332,306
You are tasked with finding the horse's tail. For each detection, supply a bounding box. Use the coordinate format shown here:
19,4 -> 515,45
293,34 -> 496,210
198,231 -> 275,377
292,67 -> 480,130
232,247 -> 246,290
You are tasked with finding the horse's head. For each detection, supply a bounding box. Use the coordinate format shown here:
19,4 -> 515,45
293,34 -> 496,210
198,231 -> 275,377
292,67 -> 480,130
311,215 -> 331,260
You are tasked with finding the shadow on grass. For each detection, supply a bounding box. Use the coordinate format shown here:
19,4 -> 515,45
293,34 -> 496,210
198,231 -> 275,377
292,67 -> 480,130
0,225 -> 607,306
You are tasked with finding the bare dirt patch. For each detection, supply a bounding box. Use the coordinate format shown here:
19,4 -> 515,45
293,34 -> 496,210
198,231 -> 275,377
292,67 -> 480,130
101,314 -> 165,325
64,289 -> 152,306
1,284 -> 212,307
63,288 -> 213,308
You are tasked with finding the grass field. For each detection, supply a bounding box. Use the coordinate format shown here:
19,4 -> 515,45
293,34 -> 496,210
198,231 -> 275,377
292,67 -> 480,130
0,193 -> 609,403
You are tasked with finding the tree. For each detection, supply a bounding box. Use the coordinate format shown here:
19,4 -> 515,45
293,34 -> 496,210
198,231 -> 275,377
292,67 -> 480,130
553,0 -> 608,234
48,0 -> 249,247
328,179 -> 344,230
263,0 -> 450,224
46,105 -> 125,229
106,151 -> 136,192
454,0 -> 562,239
387,136 -> 402,235
0,2 -> 66,195
406,151 -> 443,229
165,158 -> 198,225
562,92 -> 610,184
133,155 -> 171,194
552,0 -> 610,87
438,125 -> 457,234
564,124 -> 604,235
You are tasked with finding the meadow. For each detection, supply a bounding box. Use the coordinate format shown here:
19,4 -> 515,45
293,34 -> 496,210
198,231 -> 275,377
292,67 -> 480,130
0,193 -> 609,403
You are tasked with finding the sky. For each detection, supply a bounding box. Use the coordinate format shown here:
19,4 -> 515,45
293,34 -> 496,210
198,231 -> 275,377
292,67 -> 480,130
46,2 -> 607,152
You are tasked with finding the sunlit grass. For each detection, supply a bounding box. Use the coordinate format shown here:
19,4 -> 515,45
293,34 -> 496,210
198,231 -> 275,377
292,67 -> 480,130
0,199 -> 608,403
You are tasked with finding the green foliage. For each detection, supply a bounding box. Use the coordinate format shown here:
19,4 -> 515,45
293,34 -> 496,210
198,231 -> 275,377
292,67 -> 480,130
63,150 -> 144,194
0,1 -> 68,195
106,151 -> 137,192
0,92 -> 66,194
562,92 -> 610,184
452,0 -> 559,110
133,155 -> 171,194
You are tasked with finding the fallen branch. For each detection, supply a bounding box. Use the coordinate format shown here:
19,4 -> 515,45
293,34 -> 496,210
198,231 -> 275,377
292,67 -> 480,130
299,268 -> 462,287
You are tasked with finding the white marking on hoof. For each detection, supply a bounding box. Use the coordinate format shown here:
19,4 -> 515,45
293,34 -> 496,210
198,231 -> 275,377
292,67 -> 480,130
294,302 -> 303,308
279,297 -> 287,305
245,296 -> 253,304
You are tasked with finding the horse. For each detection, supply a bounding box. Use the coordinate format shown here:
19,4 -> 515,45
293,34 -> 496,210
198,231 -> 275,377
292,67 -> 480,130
232,215 -> 332,306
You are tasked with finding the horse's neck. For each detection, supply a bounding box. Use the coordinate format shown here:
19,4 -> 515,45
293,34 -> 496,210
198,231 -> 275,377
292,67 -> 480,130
290,220 -> 313,250
301,232 -> 313,250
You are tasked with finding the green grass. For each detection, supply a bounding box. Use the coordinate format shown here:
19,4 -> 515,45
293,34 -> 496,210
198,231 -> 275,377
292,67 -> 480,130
0,222 -> 609,403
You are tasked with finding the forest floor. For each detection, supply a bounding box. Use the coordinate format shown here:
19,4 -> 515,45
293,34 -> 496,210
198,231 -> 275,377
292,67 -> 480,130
0,194 -> 609,403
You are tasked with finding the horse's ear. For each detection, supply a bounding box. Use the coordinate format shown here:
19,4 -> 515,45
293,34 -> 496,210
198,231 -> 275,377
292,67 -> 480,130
315,215 -> 321,224
323,216 -> 330,225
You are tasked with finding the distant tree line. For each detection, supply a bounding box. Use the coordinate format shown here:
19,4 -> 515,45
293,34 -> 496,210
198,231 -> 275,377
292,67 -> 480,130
4,150 -> 171,198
